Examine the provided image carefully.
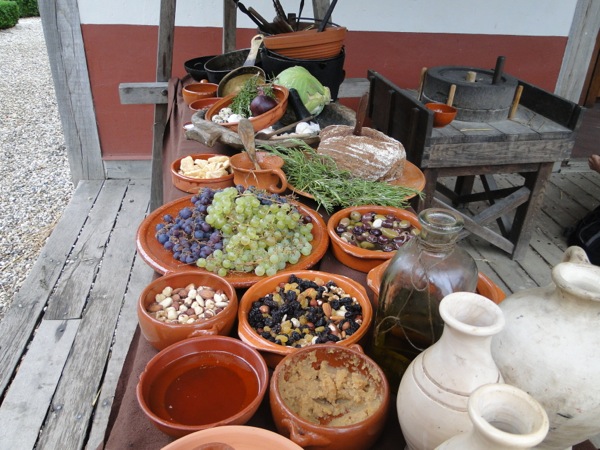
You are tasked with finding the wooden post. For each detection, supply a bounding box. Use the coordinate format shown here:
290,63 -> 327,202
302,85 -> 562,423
150,0 -> 176,211
223,0 -> 237,53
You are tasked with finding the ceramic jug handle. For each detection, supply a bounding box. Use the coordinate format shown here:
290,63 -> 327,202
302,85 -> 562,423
562,246 -> 590,264
282,418 -> 331,447
268,168 -> 288,194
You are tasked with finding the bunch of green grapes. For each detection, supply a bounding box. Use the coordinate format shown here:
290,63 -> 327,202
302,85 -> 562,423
196,187 -> 314,277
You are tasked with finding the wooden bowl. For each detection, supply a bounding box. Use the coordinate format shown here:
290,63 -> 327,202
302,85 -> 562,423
270,344 -> 389,450
170,153 -> 234,194
137,270 -> 238,350
425,102 -> 457,127
205,85 -> 289,133
263,26 -> 347,60
367,259 -> 506,307
182,81 -> 218,105
135,195 -> 329,288
327,205 -> 421,273
237,270 -> 373,368
137,335 -> 268,438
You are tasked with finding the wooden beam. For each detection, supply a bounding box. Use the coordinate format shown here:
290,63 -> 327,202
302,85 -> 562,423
119,82 -> 168,104
38,0 -> 105,183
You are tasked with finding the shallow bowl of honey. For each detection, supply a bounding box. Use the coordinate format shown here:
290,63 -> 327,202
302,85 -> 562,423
136,335 -> 269,438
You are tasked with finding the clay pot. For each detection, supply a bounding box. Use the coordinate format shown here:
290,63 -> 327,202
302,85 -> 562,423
188,97 -> 221,112
137,335 -> 269,438
182,81 -> 218,105
229,151 -> 287,194
263,26 -> 347,60
170,153 -> 234,194
162,425 -> 303,450
137,271 -> 238,350
205,85 -> 289,133
397,291 -> 505,450
491,246 -> 600,449
327,205 -> 420,273
436,383 -> 549,450
425,102 -> 457,127
270,344 -> 389,450
237,270 -> 373,368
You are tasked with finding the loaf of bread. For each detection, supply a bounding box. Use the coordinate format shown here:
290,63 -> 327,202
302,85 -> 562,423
317,125 -> 406,181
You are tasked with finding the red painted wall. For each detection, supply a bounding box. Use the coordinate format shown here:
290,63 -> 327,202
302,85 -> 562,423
81,24 -> 567,160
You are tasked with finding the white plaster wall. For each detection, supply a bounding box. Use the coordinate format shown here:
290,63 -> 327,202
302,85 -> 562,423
79,0 -> 577,37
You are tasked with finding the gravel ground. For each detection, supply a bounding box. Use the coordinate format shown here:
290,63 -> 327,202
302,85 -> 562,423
0,18 -> 73,321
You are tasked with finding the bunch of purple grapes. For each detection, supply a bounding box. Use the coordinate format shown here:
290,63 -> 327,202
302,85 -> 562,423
155,189 -> 223,265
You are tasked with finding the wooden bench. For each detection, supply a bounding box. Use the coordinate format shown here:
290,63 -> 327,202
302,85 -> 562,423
367,70 -> 585,260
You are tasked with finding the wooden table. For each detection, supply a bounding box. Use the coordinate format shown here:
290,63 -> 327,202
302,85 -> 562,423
367,70 -> 584,260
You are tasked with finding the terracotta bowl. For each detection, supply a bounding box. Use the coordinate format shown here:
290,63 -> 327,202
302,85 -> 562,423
237,270 -> 373,368
425,102 -> 458,127
136,196 -> 329,288
189,97 -> 221,112
137,271 -> 238,350
270,344 -> 390,450
162,425 -> 303,450
137,335 -> 269,438
263,26 -> 347,60
367,259 -> 506,307
170,153 -> 234,194
327,205 -> 421,273
229,151 -> 287,194
182,81 -> 218,105
205,85 -> 289,133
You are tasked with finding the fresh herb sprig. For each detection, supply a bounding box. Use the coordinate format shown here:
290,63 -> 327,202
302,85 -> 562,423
261,141 -> 423,213
230,76 -> 275,118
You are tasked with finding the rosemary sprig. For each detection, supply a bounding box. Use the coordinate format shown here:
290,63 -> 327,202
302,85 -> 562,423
230,76 -> 275,118
261,140 -> 423,213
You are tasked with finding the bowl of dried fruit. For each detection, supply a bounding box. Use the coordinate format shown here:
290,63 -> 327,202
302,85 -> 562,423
170,154 -> 234,193
137,270 -> 238,350
327,205 -> 421,273
137,335 -> 268,438
270,344 -> 389,450
237,270 -> 373,368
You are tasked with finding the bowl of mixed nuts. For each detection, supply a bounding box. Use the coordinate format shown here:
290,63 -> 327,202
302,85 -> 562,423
237,270 -> 373,368
327,205 -> 421,273
137,270 -> 238,350
170,153 -> 234,193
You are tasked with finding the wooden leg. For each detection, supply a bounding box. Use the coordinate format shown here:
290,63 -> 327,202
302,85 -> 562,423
419,168 -> 439,211
509,163 -> 553,260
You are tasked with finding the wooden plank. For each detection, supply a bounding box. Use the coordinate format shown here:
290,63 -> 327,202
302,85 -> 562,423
519,80 -> 583,130
119,82 -> 168,104
104,160 -> 151,180
86,252 -> 155,450
37,181 -> 150,450
0,320 -> 79,450
223,0 -> 237,52
424,139 -> 574,168
549,172 -> 599,211
38,0 -> 104,183
0,180 -> 103,397
45,180 -> 130,320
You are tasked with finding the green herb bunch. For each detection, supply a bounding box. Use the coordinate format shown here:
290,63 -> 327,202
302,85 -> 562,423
230,76 -> 275,118
262,140 -> 423,213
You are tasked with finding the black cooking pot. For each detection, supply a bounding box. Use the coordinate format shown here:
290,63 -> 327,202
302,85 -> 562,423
260,47 -> 345,100
204,49 -> 264,84
184,55 -> 218,81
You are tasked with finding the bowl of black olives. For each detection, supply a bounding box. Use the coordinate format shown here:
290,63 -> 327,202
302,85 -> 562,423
327,205 -> 421,273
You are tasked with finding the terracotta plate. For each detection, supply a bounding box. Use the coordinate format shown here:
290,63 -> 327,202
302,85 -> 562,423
287,160 -> 426,201
161,425 -> 303,450
136,195 -> 329,288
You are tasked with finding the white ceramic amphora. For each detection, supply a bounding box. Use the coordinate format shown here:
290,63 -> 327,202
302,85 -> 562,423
397,291 -> 505,450
491,246 -> 600,450
436,383 -> 549,450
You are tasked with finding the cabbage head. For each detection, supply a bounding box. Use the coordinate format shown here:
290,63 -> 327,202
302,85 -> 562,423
274,66 -> 331,116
